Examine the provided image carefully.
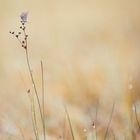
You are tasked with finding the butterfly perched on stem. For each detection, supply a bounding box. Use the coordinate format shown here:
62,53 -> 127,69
20,12 -> 28,22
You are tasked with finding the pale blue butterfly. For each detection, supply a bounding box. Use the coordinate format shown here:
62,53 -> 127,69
20,12 -> 28,22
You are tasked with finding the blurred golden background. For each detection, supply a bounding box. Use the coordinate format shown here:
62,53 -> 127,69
1,0 -> 140,139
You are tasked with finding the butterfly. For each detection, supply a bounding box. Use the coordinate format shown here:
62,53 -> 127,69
20,12 -> 28,22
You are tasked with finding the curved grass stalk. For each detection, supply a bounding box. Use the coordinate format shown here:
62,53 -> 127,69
41,61 -> 46,140
104,102 -> 115,140
28,91 -> 39,140
64,105 -> 75,140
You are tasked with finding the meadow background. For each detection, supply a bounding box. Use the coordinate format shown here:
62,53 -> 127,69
1,0 -> 140,139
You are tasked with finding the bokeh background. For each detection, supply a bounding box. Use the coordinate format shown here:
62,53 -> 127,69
1,0 -> 140,139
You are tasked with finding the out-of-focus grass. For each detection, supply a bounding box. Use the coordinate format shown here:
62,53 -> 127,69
1,0 -> 140,140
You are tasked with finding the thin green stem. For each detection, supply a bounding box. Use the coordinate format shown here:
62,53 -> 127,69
22,22 -> 45,139
31,94 -> 39,140
104,102 -> 115,140
41,61 -> 46,140
28,92 -> 39,140
25,48 -> 44,127
64,105 -> 75,140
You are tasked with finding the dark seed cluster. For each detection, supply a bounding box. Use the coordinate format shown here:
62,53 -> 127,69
10,17 -> 28,50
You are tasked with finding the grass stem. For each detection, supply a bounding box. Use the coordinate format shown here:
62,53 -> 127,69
41,61 -> 46,140
104,102 -> 115,140
64,105 -> 75,140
